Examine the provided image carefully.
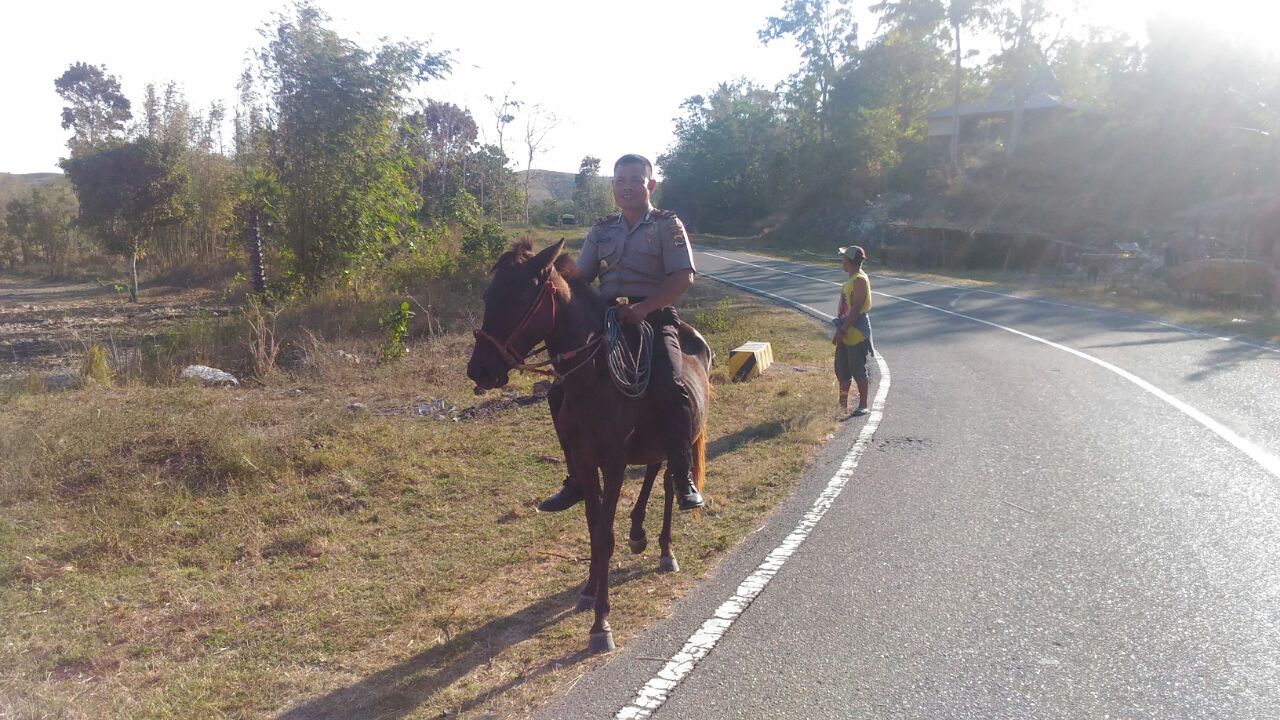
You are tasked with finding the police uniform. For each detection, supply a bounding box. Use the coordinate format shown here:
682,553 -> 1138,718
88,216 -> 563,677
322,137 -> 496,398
576,210 -> 696,300
575,208 -> 703,509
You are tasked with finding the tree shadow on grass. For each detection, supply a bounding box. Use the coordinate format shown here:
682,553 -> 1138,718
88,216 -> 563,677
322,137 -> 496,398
278,569 -> 645,720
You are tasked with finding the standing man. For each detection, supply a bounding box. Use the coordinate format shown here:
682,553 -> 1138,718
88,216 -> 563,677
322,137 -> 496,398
833,245 -> 874,417
538,154 -> 705,512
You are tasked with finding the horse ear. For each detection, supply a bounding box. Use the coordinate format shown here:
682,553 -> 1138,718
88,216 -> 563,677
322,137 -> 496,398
531,238 -> 565,274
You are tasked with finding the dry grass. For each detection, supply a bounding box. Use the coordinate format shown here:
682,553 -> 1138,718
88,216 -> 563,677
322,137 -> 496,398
0,273 -> 841,719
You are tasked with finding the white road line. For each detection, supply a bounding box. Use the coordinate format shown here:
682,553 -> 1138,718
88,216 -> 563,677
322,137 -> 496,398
698,249 -> 1280,481
880,290 -> 1280,480
615,350 -> 891,720
701,248 -> 1280,354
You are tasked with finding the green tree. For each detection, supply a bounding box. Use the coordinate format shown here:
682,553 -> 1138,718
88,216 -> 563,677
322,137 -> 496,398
256,3 -> 450,285
659,81 -> 791,232
27,184 -> 82,270
401,100 -> 479,222
61,138 -> 191,302
54,62 -> 133,156
573,156 -> 609,218
4,196 -> 34,265
466,143 -> 520,219
871,0 -> 1000,171
759,0 -> 860,144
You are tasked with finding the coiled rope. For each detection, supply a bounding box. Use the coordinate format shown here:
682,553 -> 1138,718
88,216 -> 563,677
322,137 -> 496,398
604,307 -> 654,398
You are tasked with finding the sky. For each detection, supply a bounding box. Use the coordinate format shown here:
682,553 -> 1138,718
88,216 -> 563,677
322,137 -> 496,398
2,0 -> 1277,177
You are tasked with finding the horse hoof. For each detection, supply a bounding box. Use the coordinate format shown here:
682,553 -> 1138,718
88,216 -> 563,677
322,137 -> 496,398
628,536 -> 648,554
587,630 -> 616,654
659,556 -> 680,573
575,594 -> 595,613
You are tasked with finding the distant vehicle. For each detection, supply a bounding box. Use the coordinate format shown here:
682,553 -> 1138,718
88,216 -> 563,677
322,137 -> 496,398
560,214 -> 577,226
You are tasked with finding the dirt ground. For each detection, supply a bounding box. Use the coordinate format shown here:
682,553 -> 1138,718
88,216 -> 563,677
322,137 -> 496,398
0,274 -> 225,380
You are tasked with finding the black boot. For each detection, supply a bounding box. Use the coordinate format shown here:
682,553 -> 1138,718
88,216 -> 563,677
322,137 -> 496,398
538,475 -> 583,512
671,470 -> 704,511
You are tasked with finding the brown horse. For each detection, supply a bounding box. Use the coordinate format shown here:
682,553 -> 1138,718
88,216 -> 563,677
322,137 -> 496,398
466,239 -> 711,653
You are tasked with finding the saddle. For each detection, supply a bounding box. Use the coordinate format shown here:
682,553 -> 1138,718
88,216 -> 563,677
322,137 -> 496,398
676,320 -> 712,368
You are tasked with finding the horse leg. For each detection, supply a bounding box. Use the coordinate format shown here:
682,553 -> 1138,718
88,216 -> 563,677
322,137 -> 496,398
658,470 -> 679,573
629,463 -> 661,554
576,463 -> 602,613
588,464 -> 625,653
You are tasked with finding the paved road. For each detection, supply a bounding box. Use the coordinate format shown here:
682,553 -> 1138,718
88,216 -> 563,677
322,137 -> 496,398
535,248 -> 1280,719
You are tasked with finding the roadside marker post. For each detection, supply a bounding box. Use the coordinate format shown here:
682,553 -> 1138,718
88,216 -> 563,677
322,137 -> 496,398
728,341 -> 773,382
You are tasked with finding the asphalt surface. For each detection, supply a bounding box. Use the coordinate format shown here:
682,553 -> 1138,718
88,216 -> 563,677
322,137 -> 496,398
533,248 -> 1280,720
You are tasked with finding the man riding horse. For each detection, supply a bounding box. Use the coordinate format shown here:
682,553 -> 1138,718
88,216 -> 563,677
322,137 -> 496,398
538,153 -> 705,513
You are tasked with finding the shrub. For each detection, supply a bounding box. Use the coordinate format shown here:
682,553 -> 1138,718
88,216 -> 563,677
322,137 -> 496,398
461,222 -> 507,262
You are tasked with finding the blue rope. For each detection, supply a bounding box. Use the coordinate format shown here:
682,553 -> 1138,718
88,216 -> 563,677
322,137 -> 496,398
604,307 -> 654,398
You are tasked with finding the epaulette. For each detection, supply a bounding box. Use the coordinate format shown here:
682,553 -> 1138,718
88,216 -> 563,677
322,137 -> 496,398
594,212 -> 621,226
651,208 -> 678,220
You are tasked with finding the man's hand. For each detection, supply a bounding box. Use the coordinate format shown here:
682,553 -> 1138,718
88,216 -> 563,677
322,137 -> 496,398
617,303 -> 647,324
832,322 -> 848,345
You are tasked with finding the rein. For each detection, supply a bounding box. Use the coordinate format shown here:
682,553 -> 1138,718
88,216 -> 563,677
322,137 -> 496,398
473,269 -> 602,381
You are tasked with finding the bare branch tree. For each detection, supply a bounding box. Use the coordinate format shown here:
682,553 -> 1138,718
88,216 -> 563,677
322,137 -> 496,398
521,104 -> 559,225
485,85 -> 521,223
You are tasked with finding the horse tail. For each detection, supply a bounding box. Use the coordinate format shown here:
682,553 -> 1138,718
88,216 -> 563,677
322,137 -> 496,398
692,427 -> 707,500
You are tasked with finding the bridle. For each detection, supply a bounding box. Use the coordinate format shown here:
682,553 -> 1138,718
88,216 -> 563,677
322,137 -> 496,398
473,267 -> 601,380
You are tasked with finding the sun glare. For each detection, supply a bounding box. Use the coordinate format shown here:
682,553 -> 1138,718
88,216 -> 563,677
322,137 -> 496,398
1075,0 -> 1280,54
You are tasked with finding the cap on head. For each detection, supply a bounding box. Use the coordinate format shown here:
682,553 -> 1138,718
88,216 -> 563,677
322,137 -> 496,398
838,245 -> 866,263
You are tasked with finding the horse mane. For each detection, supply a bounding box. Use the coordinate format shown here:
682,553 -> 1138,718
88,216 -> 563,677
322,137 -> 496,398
487,238 -> 603,317
490,238 -> 535,273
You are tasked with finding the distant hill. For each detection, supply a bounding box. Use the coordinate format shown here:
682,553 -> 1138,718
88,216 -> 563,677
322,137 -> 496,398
517,169 -> 578,207
517,169 -> 614,208
0,172 -> 67,207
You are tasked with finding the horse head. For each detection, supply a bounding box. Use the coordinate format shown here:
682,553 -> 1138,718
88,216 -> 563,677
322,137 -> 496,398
467,238 -> 565,391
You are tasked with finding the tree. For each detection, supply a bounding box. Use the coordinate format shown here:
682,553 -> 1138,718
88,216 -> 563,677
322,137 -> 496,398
990,0 -> 1060,154
254,2 -> 450,284
759,0 -> 859,144
61,138 -> 190,302
54,62 -> 133,156
402,100 -> 479,222
573,156 -> 610,218
871,0 -> 1000,171
658,81 -> 791,232
4,197 -> 34,265
26,184 -> 81,270
485,87 -> 522,222
521,104 -> 558,225
466,143 -> 520,219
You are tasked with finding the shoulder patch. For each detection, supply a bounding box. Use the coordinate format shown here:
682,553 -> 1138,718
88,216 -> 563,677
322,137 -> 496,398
594,212 -> 621,227
670,217 -> 688,247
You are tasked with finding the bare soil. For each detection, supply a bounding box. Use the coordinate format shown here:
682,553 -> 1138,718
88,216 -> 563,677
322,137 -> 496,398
0,275 -> 227,379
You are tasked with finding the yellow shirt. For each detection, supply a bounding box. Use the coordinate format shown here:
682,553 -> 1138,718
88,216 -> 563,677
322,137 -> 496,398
838,271 -> 872,345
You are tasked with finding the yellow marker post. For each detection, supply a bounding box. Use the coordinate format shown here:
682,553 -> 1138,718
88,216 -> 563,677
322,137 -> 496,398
728,341 -> 773,382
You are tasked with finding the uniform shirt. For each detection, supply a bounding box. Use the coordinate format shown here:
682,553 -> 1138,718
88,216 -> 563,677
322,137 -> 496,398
576,209 -> 696,299
837,271 -> 872,346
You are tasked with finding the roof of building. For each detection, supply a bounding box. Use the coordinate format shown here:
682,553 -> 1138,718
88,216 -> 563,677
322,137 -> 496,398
925,66 -> 1084,120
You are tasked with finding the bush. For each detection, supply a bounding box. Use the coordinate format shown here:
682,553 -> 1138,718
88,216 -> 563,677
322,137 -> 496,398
461,222 -> 507,262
